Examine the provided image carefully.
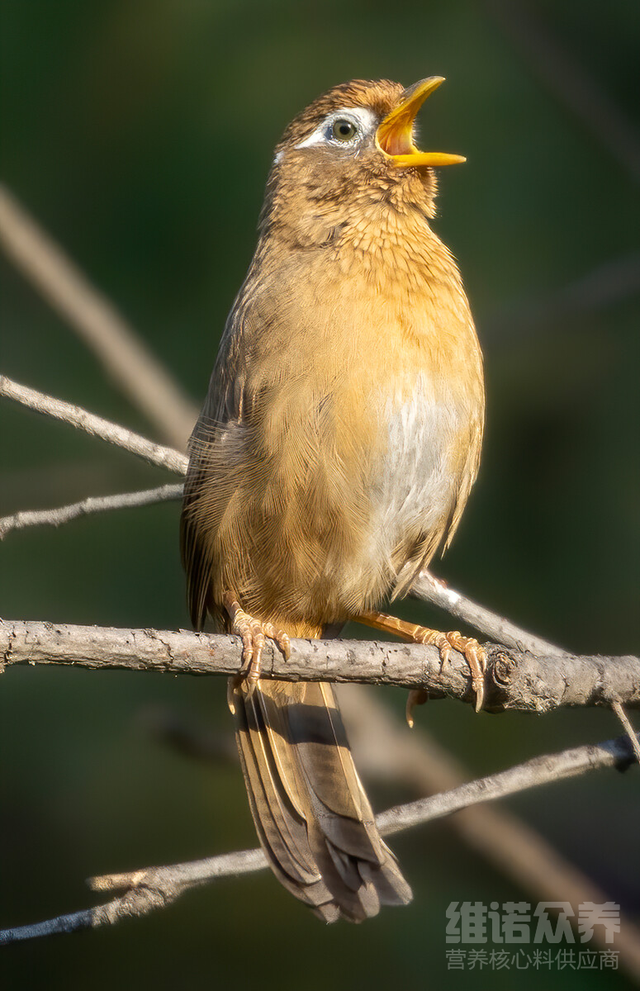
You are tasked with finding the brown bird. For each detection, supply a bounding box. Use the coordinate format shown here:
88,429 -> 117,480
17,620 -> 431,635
181,76 -> 485,922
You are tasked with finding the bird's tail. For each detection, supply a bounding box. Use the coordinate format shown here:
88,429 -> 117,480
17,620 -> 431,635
228,676 -> 412,922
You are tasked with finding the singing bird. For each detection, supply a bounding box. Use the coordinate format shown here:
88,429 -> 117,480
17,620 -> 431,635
181,77 -> 485,922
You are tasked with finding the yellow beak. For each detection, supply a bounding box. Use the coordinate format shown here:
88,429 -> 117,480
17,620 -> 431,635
376,76 -> 466,168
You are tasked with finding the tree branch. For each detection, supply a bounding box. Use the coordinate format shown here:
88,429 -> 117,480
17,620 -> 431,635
1,731 -> 635,945
0,375 -> 188,475
611,700 -> 640,763
0,376 -> 616,658
0,484 -> 184,540
0,184 -> 197,449
1,620 -> 638,711
409,570 -> 567,657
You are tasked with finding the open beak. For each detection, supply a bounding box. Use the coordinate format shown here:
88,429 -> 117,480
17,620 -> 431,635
376,76 -> 466,168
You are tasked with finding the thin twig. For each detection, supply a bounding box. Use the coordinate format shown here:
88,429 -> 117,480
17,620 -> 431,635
0,376 -> 188,475
0,732 -> 635,946
0,184 -> 197,449
0,484 -> 184,540
1,620 -> 639,711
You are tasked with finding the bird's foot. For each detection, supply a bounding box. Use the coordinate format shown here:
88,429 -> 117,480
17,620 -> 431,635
222,592 -> 291,703
356,610 -> 486,725
408,628 -> 486,723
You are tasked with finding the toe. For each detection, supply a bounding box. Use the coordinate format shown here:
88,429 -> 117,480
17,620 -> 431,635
262,621 -> 291,660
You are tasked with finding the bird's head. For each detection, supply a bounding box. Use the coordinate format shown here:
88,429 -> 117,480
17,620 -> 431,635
262,77 -> 465,240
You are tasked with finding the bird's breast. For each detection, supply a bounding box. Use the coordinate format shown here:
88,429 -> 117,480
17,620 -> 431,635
198,222 -> 484,623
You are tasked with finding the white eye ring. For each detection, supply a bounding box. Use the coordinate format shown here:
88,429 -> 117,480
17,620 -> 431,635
295,107 -> 377,150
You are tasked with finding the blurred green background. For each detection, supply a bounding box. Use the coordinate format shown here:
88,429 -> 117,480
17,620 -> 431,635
1,0 -> 639,988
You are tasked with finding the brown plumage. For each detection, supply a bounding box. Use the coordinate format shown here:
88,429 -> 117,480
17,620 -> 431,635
181,77 -> 484,921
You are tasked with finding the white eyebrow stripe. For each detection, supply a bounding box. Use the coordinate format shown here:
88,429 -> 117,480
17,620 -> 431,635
294,107 -> 378,149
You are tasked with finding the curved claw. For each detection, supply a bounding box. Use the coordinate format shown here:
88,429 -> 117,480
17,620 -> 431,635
406,688 -> 429,728
443,632 -> 487,712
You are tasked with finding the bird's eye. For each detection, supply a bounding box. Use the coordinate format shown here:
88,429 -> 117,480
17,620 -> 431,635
331,118 -> 358,142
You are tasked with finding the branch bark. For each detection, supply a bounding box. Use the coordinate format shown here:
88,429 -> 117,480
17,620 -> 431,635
2,620 -> 639,711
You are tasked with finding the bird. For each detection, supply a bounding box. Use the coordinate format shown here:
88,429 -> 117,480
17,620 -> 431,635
181,76 -> 485,922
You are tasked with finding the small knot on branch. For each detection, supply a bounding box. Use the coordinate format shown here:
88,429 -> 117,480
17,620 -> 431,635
492,649 -> 517,687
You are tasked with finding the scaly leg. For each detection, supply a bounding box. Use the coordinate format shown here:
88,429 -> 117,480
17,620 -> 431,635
223,591 -> 291,703
356,609 -> 487,724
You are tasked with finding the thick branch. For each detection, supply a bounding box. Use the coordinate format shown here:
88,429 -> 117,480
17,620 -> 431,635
1,620 -> 638,711
0,376 -> 188,475
1,731 -> 635,945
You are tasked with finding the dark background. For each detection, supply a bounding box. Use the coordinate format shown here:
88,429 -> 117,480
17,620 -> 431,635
1,1 -> 639,988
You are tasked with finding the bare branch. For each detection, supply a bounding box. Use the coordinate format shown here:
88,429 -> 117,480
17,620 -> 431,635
0,378 -> 609,672
0,378 -> 577,666
377,734 -> 638,834
0,732 -> 635,945
0,485 -> 558,662
409,570 -> 567,657
0,184 -> 197,450
0,484 -> 184,540
0,376 -> 188,475
0,378 -> 575,662
1,620 -> 638,711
